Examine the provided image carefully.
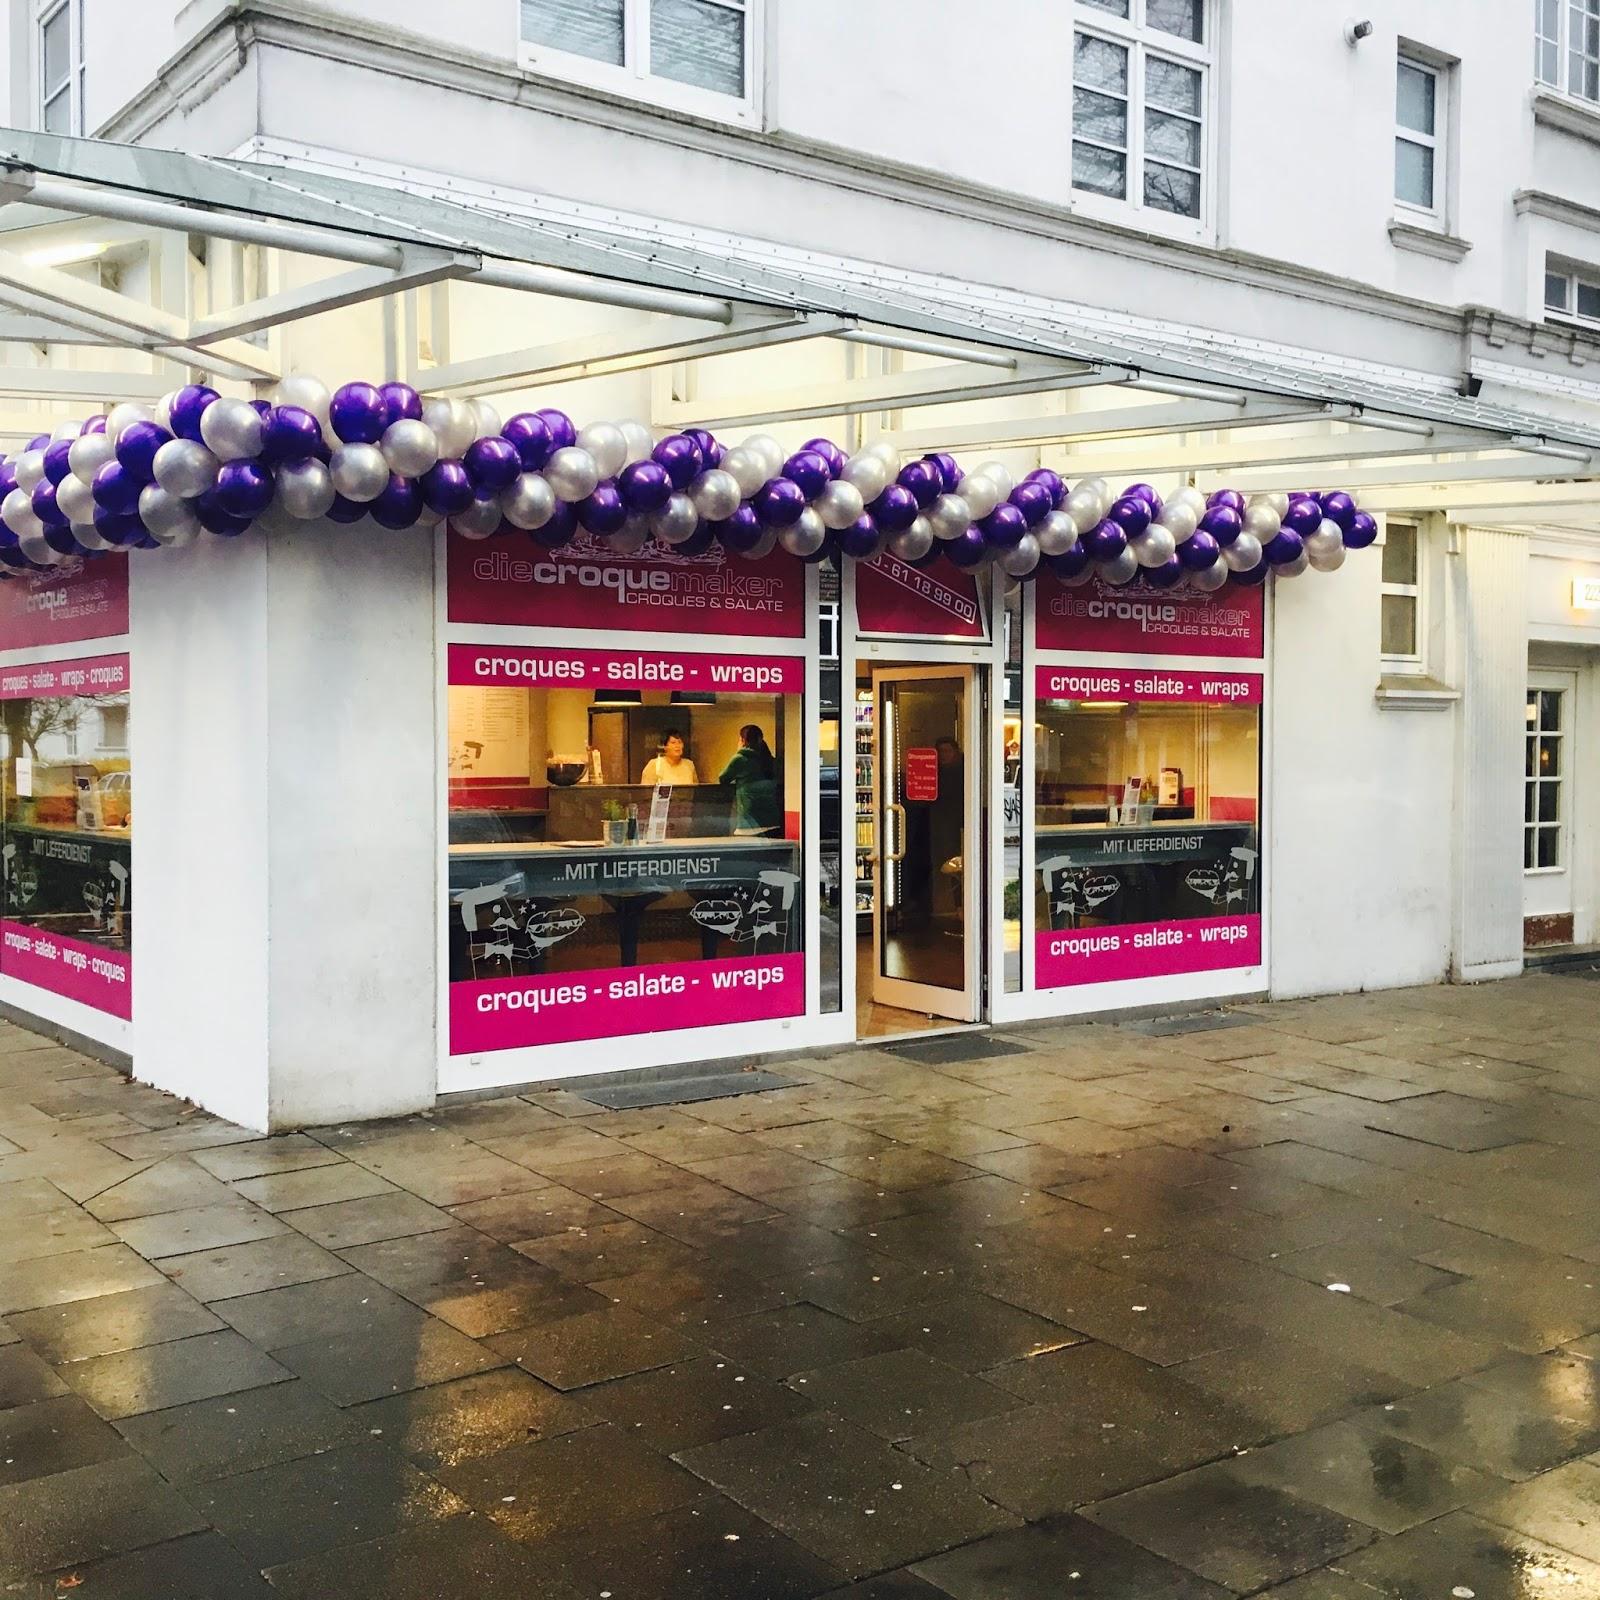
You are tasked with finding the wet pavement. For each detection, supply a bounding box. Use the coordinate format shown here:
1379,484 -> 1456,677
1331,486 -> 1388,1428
4,977 -> 1600,1594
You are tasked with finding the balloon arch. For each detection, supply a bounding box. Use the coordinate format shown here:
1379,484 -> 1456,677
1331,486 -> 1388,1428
0,377 -> 1376,590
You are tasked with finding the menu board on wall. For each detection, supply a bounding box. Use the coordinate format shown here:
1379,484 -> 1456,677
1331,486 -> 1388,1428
448,533 -> 805,640
855,553 -> 987,640
0,557 -> 130,651
1037,571 -> 1264,659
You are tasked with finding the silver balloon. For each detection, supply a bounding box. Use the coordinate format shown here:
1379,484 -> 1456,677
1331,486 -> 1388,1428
153,438 -> 220,498
17,528 -> 58,565
155,390 -> 178,432
864,438 -> 900,470
1064,487 -> 1102,533
741,527 -> 779,561
841,453 -> 889,502
200,396 -> 264,463
329,444 -> 389,503
1264,492 -> 1290,517
106,402 -> 152,441
1037,509 -> 1077,556
998,532 -> 1041,577
274,375 -> 332,426
380,419 -> 439,478
500,472 -> 556,530
689,468 -> 742,521
745,434 -> 785,479
1221,532 -> 1263,571
2,486 -> 40,535
1170,484 -> 1207,516
977,461 -> 1014,499
1307,541 -> 1347,573
607,520 -> 651,556
1056,562 -> 1096,588
56,474 -> 95,525
277,459 -> 336,520
71,521 -> 115,553
1100,547 -> 1140,586
927,493 -> 971,541
51,420 -> 77,443
815,479 -> 865,530
1190,558 -> 1229,592
139,484 -> 200,546
423,397 -> 476,460
958,474 -> 1001,520
452,496 -> 502,540
1303,520 -> 1344,562
68,431 -> 115,482
651,493 -> 699,545
1243,502 -> 1281,541
1131,526 -> 1177,567
888,518 -> 934,563
546,446 -> 601,504
577,421 -> 627,479
12,451 -> 45,492
720,447 -> 769,499
416,504 -> 446,528
1158,501 -> 1199,542
471,399 -> 502,441
1278,549 -> 1310,577
619,419 -> 655,465
779,507 -> 827,557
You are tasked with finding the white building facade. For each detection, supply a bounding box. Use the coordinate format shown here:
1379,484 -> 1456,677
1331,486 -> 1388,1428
0,0 -> 1591,1128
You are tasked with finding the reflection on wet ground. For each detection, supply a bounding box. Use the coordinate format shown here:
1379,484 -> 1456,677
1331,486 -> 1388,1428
7,974 -> 1600,1593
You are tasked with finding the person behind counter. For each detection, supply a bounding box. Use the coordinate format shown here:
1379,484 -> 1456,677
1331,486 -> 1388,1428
640,728 -> 698,786
720,724 -> 782,837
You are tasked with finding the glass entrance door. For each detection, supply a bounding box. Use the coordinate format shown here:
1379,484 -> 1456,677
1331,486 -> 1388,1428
1525,669 -> 1577,938
871,666 -> 980,1021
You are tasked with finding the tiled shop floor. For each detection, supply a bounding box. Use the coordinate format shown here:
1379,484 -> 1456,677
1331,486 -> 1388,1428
12,983 -> 1600,1592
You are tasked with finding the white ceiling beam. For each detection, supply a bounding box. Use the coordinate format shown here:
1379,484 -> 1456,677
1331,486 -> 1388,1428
190,249 -> 481,344
0,313 -> 128,345
421,311 -> 845,396
1361,481 -> 1600,512
1053,427 -> 1492,479
0,369 -> 168,402
655,359 -> 1118,432
1226,453 -> 1599,494
839,327 -> 1018,371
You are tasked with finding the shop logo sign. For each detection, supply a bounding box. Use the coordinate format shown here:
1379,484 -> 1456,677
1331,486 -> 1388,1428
690,869 -> 801,946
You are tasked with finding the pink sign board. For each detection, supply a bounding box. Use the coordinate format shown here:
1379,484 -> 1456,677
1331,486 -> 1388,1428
855,553 -> 986,639
0,557 -> 129,651
451,951 -> 803,1053
905,748 -> 939,802
448,534 -> 804,639
1,921 -> 131,1019
0,654 -> 129,700
1035,664 -> 1261,706
447,643 -> 802,695
1037,571 -> 1263,659
1036,915 -> 1260,988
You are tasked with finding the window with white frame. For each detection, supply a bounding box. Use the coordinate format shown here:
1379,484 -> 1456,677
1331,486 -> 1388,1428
1538,0 -> 1600,102
1544,258 -> 1600,325
1072,0 -> 1210,224
1395,55 -> 1443,216
37,0 -> 84,136
519,0 -> 757,121
1380,520 -> 1424,668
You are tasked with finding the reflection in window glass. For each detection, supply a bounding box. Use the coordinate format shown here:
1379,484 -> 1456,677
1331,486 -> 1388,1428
1524,685 -> 1567,872
520,0 -> 624,64
651,0 -> 745,94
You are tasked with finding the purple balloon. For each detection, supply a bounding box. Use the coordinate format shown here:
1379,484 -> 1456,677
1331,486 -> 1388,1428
801,438 -> 846,477
26,434 -> 48,452
1109,496 -> 1152,537
1282,497 -> 1322,536
652,434 -> 703,491
531,501 -> 577,549
214,460 -> 273,519
30,481 -> 67,528
896,459 -> 942,510
535,409 -> 578,453
1207,489 -> 1245,513
421,460 -> 474,517
1125,482 -> 1164,518
1009,482 -> 1051,529
927,452 -> 962,494
1028,468 -> 1066,509
784,451 -> 831,500
1178,530 -> 1221,571
575,483 -> 627,536
503,413 -> 555,472
81,415 -> 108,436
619,459 -> 672,514
981,503 -> 1028,548
1144,556 -> 1186,589
0,463 -> 15,500
91,461 -> 143,514
328,382 -> 386,446
369,473 -> 424,530
261,406 -> 321,466
756,477 -> 807,529
1263,529 -> 1305,565
1232,561 -> 1270,587
943,525 -> 989,569
43,524 -> 82,556
870,484 -> 920,534
1344,511 -> 1378,549
1318,491 -> 1357,533
464,436 -> 520,494
94,507 -> 147,545
169,385 -> 218,444
115,421 -> 171,482
1046,543 -> 1090,579
838,515 -> 882,561
1199,505 -> 1243,544
42,439 -> 74,485
673,520 -> 715,558
684,428 -> 722,469
326,493 -> 368,525
1083,519 -> 1129,562
711,503 -> 763,552
379,382 -> 423,426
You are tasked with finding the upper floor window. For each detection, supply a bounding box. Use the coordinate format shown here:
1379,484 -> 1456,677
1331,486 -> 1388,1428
1544,258 -> 1600,324
519,0 -> 758,124
1395,56 -> 1443,216
1072,0 -> 1211,228
38,0 -> 84,136
1537,0 -> 1600,101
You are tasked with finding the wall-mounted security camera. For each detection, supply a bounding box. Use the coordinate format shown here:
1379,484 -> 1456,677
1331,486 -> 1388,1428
1344,18 -> 1374,44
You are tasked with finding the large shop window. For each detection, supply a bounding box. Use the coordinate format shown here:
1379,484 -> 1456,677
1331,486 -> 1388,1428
0,655 -> 131,1018
446,645 -> 804,1056
1034,666 -> 1261,987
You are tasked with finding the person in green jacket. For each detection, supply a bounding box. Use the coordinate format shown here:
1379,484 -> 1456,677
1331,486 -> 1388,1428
720,725 -> 783,837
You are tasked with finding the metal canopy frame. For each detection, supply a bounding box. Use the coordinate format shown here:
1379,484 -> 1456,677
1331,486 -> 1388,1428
0,128 -> 1594,528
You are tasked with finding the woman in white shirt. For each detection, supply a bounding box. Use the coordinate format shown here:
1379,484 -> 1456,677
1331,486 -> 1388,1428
640,729 -> 698,786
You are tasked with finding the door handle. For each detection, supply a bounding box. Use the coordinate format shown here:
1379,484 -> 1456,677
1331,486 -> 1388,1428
886,802 -> 907,862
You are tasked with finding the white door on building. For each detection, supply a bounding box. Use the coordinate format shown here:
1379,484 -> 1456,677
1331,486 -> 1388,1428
1525,669 -> 1578,932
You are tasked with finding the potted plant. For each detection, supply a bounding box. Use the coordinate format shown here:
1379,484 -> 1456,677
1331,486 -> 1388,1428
601,800 -> 627,846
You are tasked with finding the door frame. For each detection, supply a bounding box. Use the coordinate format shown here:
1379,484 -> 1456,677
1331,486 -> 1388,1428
1525,665 -> 1579,925
869,663 -> 983,1022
